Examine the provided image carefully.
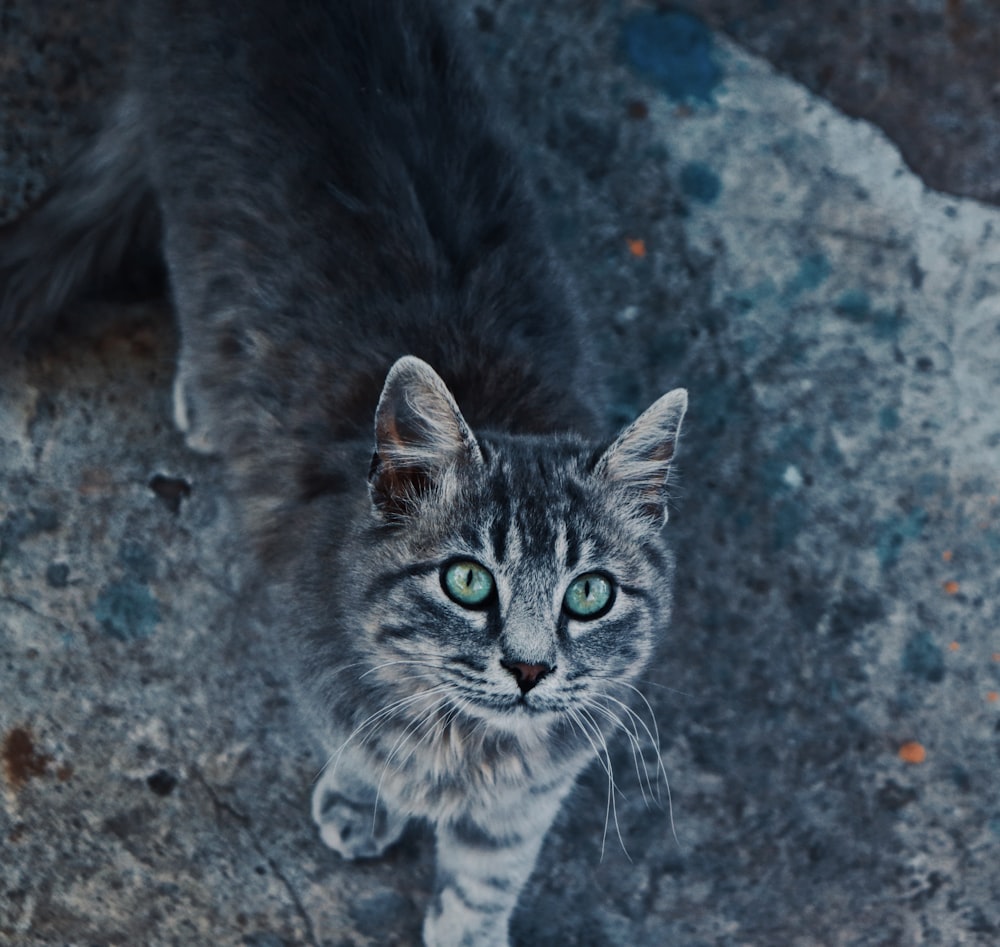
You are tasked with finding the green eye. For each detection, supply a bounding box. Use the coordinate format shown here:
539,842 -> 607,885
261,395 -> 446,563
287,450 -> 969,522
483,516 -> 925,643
563,572 -> 614,620
442,560 -> 495,607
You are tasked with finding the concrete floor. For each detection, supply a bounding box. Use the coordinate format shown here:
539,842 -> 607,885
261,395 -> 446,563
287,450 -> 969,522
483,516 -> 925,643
2,2 -> 999,945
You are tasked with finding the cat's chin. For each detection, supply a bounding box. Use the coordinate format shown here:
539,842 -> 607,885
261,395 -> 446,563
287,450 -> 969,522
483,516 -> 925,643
463,693 -> 568,733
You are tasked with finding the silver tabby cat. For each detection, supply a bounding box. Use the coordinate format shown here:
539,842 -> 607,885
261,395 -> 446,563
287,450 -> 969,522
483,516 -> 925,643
0,0 -> 688,943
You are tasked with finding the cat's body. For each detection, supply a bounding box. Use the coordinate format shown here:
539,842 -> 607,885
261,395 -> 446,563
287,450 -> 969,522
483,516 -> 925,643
0,1 -> 687,944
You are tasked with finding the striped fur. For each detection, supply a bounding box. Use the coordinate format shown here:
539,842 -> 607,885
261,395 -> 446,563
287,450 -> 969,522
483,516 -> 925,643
301,375 -> 684,945
0,1 -> 687,943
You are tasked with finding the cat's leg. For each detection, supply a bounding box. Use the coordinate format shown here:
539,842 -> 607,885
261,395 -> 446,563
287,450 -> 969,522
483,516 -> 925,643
311,750 -> 410,860
423,783 -> 572,947
0,92 -> 162,347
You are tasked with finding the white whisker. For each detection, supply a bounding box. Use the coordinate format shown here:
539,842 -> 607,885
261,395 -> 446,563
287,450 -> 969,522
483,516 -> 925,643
372,694 -> 450,828
604,681 -> 679,847
315,683 -> 453,784
582,697 -> 655,807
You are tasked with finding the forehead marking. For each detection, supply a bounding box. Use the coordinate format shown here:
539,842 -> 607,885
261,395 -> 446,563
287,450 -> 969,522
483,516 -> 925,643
553,521 -> 569,574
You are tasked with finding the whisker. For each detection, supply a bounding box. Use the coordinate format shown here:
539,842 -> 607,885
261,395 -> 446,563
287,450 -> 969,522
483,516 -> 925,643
358,658 -> 449,681
578,706 -> 630,862
582,697 -> 654,807
593,692 -> 663,801
372,694 -> 450,828
603,682 -> 679,847
315,684 -> 453,783
566,708 -> 613,860
575,706 -> 630,862
634,677 -> 693,701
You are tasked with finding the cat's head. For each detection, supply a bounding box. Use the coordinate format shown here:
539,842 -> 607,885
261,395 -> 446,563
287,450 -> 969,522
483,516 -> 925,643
351,356 -> 687,735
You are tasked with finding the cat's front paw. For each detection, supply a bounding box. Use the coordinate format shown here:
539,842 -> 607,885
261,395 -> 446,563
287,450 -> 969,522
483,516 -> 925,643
311,769 -> 407,860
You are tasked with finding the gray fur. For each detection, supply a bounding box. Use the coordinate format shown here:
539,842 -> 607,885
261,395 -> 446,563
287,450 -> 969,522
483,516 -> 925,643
0,1 -> 688,944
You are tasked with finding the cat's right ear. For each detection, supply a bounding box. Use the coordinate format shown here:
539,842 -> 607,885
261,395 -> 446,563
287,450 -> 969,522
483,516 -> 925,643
593,387 -> 688,531
370,356 -> 483,519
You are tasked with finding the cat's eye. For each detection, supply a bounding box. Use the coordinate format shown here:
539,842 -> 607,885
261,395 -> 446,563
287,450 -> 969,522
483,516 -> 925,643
442,560 -> 495,607
563,572 -> 614,620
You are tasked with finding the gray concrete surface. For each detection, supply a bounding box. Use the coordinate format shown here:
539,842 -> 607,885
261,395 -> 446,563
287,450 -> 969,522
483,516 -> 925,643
2,2 -> 999,945
677,0 -> 1000,205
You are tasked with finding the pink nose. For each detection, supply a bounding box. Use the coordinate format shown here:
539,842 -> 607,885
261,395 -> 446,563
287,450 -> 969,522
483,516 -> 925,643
501,660 -> 553,694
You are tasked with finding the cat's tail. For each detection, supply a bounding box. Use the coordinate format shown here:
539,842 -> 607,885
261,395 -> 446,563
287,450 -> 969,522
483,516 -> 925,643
0,92 -> 163,348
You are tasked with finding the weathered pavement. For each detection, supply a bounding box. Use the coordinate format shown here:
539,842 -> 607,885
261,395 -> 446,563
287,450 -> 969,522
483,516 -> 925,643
2,2 -> 999,944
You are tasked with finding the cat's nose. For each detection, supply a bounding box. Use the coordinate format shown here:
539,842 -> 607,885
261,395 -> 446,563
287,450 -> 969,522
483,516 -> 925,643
500,659 -> 553,694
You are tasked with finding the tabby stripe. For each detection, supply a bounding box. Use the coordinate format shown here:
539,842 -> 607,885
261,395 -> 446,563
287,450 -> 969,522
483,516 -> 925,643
375,597 -> 455,639
617,583 -> 652,600
528,777 -> 565,797
449,815 -> 521,850
459,521 -> 484,550
450,883 -> 510,915
488,513 -> 509,562
643,544 -> 667,571
563,523 -> 581,571
364,559 -> 442,598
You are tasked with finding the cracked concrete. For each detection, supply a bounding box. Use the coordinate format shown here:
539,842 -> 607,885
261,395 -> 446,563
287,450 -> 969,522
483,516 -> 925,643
2,2 -> 999,945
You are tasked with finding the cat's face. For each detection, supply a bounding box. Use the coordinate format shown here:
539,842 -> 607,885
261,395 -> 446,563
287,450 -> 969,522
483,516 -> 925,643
348,357 -> 686,737
359,439 -> 676,734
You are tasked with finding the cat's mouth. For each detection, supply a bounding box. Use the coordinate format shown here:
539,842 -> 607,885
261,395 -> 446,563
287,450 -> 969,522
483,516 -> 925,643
496,692 -> 567,718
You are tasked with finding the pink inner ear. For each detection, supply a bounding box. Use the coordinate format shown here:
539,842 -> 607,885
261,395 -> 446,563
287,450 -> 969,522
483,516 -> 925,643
649,439 -> 676,464
369,451 -> 432,520
370,356 -> 483,519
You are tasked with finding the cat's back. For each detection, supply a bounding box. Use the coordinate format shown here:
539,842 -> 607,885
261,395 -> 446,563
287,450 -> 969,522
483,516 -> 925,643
136,0 -> 598,443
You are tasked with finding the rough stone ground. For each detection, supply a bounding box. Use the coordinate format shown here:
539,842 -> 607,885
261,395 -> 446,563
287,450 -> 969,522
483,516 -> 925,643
2,2 -> 999,945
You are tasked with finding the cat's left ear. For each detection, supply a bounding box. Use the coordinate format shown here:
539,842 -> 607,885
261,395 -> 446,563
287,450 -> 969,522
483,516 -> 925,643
370,356 -> 483,519
593,388 -> 688,530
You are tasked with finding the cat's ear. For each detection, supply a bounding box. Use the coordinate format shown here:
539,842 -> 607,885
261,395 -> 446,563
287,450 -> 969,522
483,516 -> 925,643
370,356 -> 482,518
593,388 -> 688,530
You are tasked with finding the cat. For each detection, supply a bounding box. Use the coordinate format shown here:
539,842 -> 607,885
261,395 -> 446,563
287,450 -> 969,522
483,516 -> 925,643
0,1 -> 688,944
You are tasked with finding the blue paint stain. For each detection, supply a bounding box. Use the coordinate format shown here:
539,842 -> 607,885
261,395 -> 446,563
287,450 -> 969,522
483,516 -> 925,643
985,529 -> 1000,554
622,12 -> 721,103
876,508 -> 927,568
834,289 -> 871,321
727,279 -> 777,313
771,500 -> 803,551
119,540 -> 157,582
878,406 -> 900,431
902,631 -> 945,683
94,579 -> 160,641
679,161 -> 721,203
835,290 -> 903,339
784,253 -> 831,299
872,307 -> 904,340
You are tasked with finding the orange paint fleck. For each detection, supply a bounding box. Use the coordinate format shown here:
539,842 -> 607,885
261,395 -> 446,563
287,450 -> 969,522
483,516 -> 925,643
627,238 -> 647,258
948,641 -> 961,652
941,550 -> 953,562
992,653 -> 1000,663
943,580 -> 960,595
898,741 -> 926,764
987,692 -> 999,704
